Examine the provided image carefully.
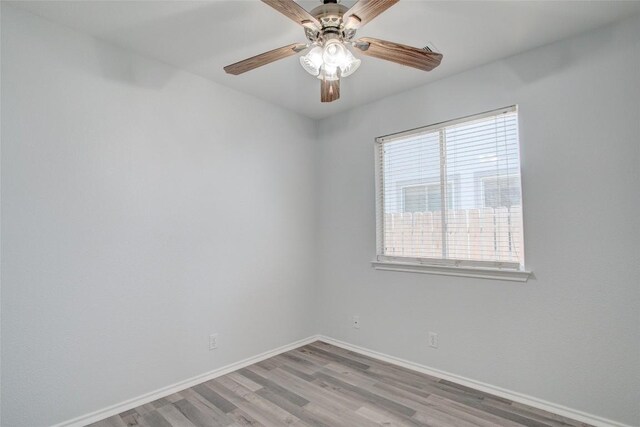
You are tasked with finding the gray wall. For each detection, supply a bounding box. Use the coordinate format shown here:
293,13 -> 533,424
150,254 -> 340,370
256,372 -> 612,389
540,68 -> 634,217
315,16 -> 640,427
1,6 -> 319,426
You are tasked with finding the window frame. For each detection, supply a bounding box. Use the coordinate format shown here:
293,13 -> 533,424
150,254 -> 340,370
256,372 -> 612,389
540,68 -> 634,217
373,106 -> 531,282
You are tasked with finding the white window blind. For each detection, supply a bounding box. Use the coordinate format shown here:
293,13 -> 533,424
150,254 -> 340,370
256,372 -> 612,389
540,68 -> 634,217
375,106 -> 525,271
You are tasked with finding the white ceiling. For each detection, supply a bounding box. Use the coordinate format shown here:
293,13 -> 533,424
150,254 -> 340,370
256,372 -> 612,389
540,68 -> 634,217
9,0 -> 640,119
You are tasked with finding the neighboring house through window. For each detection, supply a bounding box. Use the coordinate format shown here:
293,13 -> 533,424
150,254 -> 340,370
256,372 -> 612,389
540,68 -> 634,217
402,183 -> 450,213
403,184 -> 429,213
481,175 -> 521,209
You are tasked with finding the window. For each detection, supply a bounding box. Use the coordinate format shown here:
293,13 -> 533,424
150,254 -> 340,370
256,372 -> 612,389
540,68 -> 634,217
373,106 -> 529,281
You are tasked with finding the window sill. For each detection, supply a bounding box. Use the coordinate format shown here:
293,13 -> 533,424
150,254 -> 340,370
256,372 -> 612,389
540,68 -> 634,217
371,260 -> 532,282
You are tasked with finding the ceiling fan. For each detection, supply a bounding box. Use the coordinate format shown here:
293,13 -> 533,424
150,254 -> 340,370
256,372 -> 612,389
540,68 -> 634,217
223,0 -> 443,103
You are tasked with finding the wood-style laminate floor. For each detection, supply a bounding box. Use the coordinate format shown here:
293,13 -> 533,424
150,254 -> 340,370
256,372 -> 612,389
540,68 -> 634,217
89,341 -> 591,427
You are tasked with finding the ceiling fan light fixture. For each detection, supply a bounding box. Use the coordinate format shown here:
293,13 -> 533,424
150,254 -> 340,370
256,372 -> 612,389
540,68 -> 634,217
299,46 -> 324,76
305,41 -> 361,80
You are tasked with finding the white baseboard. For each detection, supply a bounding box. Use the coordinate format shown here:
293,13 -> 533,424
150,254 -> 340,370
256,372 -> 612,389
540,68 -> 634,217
318,335 -> 633,427
52,335 -> 321,427
53,333 -> 632,427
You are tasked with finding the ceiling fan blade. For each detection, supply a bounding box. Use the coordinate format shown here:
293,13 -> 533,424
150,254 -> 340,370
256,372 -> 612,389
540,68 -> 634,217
321,79 -> 340,103
261,0 -> 321,30
224,43 -> 307,75
353,37 -> 443,71
343,0 -> 399,31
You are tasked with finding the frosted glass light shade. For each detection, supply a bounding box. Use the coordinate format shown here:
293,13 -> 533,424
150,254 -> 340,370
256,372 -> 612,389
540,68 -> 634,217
339,50 -> 361,77
322,40 -> 348,68
299,46 -> 323,76
318,64 -> 340,81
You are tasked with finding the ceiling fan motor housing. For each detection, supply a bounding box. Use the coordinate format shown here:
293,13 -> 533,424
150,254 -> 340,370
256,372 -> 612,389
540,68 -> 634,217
308,2 -> 352,43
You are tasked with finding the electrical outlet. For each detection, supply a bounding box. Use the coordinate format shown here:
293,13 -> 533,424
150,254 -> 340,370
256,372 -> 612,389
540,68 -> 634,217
352,315 -> 360,329
428,332 -> 439,349
209,333 -> 218,350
